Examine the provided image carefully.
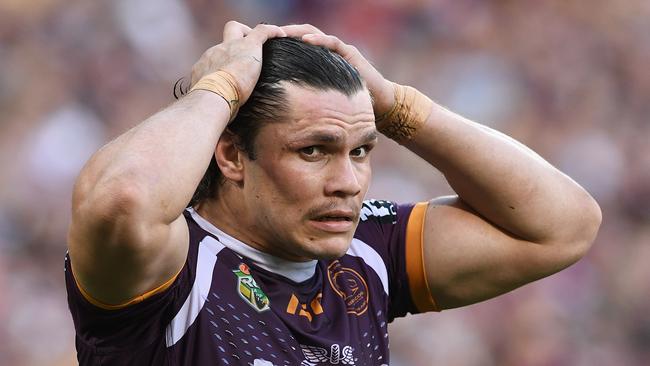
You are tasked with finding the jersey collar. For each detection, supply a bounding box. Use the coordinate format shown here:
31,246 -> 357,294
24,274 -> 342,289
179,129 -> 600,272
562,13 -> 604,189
187,207 -> 318,283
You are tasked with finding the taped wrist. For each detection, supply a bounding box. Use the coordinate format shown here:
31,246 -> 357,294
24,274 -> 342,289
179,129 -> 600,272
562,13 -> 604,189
375,82 -> 433,143
190,70 -> 241,122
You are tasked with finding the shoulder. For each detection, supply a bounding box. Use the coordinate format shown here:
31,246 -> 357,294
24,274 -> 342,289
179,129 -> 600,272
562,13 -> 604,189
356,199 -> 418,239
359,199 -> 399,224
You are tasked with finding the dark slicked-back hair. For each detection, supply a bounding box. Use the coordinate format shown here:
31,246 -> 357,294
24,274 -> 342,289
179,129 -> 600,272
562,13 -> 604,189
186,37 -> 365,206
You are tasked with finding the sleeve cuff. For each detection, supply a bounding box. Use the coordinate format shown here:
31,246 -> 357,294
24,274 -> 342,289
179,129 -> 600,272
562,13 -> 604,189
405,202 -> 439,312
72,265 -> 182,311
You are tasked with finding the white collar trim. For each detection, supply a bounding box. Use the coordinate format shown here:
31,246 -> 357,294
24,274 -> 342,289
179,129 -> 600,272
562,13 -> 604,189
187,207 -> 317,282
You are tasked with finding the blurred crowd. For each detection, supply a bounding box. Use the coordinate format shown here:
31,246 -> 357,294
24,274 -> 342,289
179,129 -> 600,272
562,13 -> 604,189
0,0 -> 648,365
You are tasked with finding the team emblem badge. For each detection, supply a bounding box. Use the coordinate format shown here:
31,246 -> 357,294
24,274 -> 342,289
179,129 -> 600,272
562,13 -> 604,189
233,263 -> 270,312
327,260 -> 369,316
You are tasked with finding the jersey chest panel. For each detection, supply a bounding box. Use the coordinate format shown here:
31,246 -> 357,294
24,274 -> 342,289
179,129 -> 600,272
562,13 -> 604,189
171,242 -> 390,366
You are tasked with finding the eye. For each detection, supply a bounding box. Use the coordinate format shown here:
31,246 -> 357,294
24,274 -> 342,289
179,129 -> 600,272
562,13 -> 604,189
350,145 -> 372,159
300,146 -> 324,159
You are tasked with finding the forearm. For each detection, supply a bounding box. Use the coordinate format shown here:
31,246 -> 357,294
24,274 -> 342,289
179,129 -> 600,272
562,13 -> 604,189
75,90 -> 229,224
403,103 -> 599,244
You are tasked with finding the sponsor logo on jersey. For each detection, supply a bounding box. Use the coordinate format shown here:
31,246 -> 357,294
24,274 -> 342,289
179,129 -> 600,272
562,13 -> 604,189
327,260 -> 369,316
286,292 -> 323,322
359,199 -> 397,224
233,263 -> 270,312
300,343 -> 355,365
253,359 -> 275,366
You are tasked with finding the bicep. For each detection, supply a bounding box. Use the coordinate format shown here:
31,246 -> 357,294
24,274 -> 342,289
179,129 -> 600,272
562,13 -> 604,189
67,203 -> 189,307
422,196 -> 572,310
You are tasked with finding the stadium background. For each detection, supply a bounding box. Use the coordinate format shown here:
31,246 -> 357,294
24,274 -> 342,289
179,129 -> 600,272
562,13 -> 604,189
1,0 -> 649,365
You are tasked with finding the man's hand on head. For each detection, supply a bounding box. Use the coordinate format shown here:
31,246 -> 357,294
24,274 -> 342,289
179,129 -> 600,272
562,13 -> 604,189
281,24 -> 395,118
190,21 -> 286,104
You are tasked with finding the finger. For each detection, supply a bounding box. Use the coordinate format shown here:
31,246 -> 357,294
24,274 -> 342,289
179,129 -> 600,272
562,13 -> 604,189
281,24 -> 326,38
245,23 -> 287,44
223,20 -> 252,41
302,34 -> 356,59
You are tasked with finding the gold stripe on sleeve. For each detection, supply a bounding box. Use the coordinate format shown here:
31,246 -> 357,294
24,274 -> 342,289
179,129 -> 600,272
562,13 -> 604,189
405,202 -> 439,312
73,267 -> 182,310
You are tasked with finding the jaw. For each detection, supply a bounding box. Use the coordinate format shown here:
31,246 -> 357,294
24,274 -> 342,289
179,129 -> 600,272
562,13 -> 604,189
201,176 -> 361,262
294,221 -> 359,260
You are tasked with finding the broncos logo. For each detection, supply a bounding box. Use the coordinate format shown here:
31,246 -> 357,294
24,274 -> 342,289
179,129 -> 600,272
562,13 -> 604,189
327,260 -> 369,315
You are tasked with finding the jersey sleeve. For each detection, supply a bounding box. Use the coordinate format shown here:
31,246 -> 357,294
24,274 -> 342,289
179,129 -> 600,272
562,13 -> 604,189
64,253 -> 191,362
353,199 -> 439,322
63,212 -> 200,362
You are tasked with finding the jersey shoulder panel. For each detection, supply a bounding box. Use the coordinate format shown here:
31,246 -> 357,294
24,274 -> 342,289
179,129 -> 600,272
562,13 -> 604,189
352,199 -> 424,320
64,210 -> 208,362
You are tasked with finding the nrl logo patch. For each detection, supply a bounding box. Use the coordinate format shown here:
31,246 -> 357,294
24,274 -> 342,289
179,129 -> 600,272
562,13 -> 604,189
233,263 -> 270,312
327,260 -> 369,316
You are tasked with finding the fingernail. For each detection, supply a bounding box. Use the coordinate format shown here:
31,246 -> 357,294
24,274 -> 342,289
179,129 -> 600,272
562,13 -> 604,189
303,34 -> 315,39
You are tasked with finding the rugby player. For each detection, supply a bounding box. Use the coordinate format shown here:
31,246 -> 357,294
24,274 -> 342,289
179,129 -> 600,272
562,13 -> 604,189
65,22 -> 601,365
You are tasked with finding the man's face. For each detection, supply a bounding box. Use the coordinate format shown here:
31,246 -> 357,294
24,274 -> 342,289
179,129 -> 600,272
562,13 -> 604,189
240,83 -> 377,261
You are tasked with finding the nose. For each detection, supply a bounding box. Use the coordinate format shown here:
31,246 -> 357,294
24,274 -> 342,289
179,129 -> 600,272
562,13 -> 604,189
324,157 -> 363,198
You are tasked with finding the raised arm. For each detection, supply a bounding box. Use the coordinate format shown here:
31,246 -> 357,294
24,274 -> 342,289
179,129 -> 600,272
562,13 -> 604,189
67,22 -> 285,306
399,101 -> 601,309
286,25 -> 601,310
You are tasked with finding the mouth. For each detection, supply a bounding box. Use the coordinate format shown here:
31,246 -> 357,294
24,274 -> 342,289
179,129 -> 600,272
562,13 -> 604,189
309,210 -> 357,233
313,210 -> 356,221
313,215 -> 353,222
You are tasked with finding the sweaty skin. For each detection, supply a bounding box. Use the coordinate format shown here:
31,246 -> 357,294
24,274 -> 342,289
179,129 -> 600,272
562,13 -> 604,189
68,20 -> 601,313
197,83 -> 378,262
68,22 -> 287,305
283,24 -> 601,310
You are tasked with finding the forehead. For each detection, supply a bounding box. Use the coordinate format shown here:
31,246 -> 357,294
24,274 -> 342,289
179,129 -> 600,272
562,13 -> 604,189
269,83 -> 377,143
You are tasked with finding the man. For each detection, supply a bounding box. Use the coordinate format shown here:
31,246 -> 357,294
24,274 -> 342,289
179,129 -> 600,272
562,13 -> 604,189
65,22 -> 601,365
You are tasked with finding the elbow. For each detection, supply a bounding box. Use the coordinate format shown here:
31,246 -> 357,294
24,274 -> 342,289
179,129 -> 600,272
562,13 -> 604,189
581,195 -> 602,253
73,169 -> 145,216
71,172 -> 149,244
81,183 -> 145,221
562,192 -> 602,264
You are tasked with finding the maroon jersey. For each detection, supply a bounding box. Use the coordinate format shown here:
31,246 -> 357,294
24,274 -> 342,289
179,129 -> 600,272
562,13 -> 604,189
65,200 -> 437,365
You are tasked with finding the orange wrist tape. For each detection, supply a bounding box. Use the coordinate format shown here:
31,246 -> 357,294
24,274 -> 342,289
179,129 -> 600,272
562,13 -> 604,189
190,70 -> 241,122
375,82 -> 433,142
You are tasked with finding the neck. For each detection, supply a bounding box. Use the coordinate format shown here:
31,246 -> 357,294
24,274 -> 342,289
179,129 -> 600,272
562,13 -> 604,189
195,192 -> 248,244
189,203 -> 318,282
195,190 -> 309,262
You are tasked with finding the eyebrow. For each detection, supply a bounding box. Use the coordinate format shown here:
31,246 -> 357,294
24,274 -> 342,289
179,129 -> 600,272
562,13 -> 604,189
308,132 -> 343,144
294,130 -> 378,145
359,130 -> 379,144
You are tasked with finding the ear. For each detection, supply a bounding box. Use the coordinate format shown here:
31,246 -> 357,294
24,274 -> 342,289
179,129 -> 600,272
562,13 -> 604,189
215,131 -> 245,184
